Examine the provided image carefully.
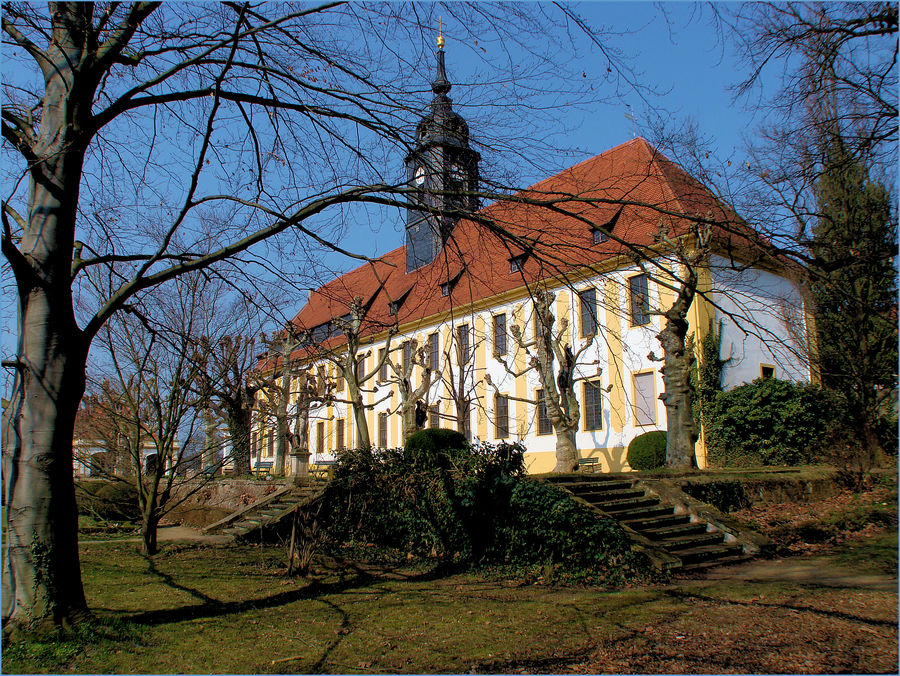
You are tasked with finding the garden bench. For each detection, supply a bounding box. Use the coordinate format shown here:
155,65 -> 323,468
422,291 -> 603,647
578,456 -> 599,469
254,461 -> 274,477
310,460 -> 337,480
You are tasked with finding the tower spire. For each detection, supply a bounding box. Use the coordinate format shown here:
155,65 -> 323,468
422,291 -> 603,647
432,23 -> 450,96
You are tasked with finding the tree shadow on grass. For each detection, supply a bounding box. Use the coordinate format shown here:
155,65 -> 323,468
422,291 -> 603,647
666,588 -> 898,628
123,555 -> 454,628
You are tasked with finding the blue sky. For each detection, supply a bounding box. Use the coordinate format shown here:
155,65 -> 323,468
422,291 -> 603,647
345,1 -> 764,260
1,2 -> 782,355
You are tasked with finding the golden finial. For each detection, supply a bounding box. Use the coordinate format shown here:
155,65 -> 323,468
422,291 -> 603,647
437,16 -> 445,49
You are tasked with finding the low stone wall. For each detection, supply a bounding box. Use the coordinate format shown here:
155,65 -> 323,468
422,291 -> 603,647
164,478 -> 290,528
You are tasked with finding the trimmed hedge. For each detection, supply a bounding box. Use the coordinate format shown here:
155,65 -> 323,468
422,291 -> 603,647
706,378 -> 834,467
627,431 -> 667,470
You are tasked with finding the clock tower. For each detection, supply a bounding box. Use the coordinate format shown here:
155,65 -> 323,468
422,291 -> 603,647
405,39 -> 480,272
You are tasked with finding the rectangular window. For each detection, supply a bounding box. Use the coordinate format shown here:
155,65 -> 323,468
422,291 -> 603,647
428,332 -> 439,370
402,340 -> 413,373
633,372 -> 656,426
461,400 -> 472,441
267,430 -> 274,458
316,421 -> 325,454
629,274 -> 650,326
335,419 -> 345,450
457,324 -> 470,364
583,379 -> 603,431
378,412 -> 388,448
493,313 -> 507,357
336,371 -> 345,392
536,389 -> 552,435
592,228 -> 609,244
761,365 -> 775,380
495,394 -> 510,439
378,348 -> 388,381
428,404 -> 440,429
579,287 -> 598,337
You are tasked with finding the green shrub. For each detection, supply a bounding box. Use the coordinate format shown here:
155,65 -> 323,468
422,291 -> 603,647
404,428 -> 470,469
681,480 -> 751,513
76,480 -> 140,521
706,378 -> 835,467
627,431 -> 667,470
321,440 -> 650,584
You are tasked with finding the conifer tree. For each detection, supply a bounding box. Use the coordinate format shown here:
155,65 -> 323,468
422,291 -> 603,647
811,138 -> 898,466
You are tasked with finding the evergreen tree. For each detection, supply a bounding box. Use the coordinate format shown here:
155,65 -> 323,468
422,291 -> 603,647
811,139 -> 898,466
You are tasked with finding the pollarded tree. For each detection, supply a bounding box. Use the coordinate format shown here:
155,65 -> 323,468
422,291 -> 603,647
488,289 -> 595,472
386,339 -> 434,443
194,335 -> 262,476
254,325 -> 309,476
304,294 -> 397,449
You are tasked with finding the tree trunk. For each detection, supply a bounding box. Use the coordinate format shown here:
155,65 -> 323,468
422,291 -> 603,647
552,429 -> 579,472
226,404 -> 253,475
203,409 -> 218,470
3,15 -> 97,621
274,412 -> 288,476
2,297 -> 90,626
140,500 -> 160,556
657,274 -> 698,471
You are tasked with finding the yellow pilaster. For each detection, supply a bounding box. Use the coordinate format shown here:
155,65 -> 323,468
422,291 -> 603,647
514,303 -> 528,440
605,280 -> 626,434
687,263 -> 715,469
556,289 -> 571,346
474,314 -> 486,437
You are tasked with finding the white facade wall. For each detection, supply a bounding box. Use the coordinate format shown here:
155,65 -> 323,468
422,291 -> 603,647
709,255 -> 812,387
280,258 -> 811,473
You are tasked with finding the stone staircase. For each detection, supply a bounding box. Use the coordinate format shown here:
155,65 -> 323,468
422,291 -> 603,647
543,474 -> 772,572
201,483 -> 325,540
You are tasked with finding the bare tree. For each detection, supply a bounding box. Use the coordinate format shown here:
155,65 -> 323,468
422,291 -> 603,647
301,294 -> 397,448
3,2 -> 611,624
386,339 -> 434,443
93,293 -> 207,555
487,289 -> 595,472
194,335 -> 262,476
442,323 -> 482,439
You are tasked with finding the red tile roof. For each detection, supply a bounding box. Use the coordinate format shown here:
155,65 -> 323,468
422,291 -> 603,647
288,137 -> 747,348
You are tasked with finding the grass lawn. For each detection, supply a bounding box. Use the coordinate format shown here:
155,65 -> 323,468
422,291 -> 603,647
3,527 -> 897,675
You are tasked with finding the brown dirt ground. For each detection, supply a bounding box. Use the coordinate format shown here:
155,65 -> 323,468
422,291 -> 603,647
516,485 -> 899,675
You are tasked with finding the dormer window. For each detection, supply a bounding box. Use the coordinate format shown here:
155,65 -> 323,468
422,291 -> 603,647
388,288 -> 411,316
592,206 -> 623,245
509,253 -> 528,273
440,271 -> 462,297
592,229 -> 609,244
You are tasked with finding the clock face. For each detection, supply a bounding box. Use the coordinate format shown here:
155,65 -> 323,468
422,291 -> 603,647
413,165 -> 426,186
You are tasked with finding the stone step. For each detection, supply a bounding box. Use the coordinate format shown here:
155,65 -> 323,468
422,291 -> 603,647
678,553 -> 752,572
660,531 -> 726,551
595,496 -> 660,513
222,526 -> 249,537
576,488 -> 646,502
234,519 -> 262,529
545,475 -> 632,485
566,480 -> 635,493
640,522 -> 708,540
677,543 -> 744,566
620,511 -> 688,529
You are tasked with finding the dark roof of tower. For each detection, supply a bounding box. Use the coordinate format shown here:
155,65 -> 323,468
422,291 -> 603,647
415,48 -> 469,148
